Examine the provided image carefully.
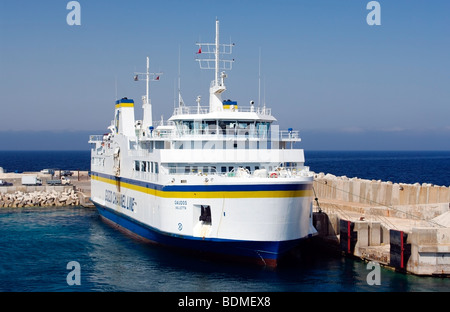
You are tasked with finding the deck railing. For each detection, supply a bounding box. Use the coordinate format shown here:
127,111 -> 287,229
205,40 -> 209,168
172,105 -> 272,116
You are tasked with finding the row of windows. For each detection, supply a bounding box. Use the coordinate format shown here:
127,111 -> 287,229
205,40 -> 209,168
167,163 -> 299,175
92,157 -> 105,166
134,161 -> 299,175
134,160 -> 159,174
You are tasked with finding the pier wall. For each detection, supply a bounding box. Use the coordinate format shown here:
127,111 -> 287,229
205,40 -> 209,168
313,173 -> 450,220
408,227 -> 450,275
314,213 -> 450,276
312,173 -> 450,276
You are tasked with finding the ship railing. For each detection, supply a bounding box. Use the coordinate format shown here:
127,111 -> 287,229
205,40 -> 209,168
173,106 -> 210,115
164,166 -> 312,179
279,130 -> 300,141
152,120 -> 176,127
89,135 -> 104,143
142,128 -> 301,143
232,106 -> 272,115
172,105 -> 272,116
171,129 -> 269,138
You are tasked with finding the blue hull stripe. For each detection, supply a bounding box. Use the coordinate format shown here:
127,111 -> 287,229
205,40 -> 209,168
92,171 -> 312,193
94,202 -> 303,263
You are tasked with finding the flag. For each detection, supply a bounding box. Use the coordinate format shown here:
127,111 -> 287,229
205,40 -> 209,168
156,76 -> 160,80
197,46 -> 202,54
134,75 -> 138,81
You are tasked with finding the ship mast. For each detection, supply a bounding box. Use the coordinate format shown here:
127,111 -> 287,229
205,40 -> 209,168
146,56 -> 150,108
134,57 -> 162,129
196,19 -> 235,112
214,19 -> 219,88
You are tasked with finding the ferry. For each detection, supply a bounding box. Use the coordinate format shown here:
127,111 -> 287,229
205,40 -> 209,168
89,20 -> 316,267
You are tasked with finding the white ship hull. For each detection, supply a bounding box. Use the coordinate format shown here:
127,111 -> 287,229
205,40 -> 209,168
90,171 -> 315,266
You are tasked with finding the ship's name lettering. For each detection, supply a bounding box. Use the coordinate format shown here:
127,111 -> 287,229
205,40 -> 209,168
174,200 -> 187,210
105,190 -> 135,211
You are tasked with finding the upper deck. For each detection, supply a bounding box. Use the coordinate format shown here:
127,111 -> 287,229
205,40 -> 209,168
171,104 -> 273,120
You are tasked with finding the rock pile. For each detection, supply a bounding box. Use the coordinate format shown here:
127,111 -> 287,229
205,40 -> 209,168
0,189 -> 79,208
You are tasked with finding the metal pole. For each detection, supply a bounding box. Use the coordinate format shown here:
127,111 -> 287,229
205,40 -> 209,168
146,56 -> 150,104
215,19 -> 219,86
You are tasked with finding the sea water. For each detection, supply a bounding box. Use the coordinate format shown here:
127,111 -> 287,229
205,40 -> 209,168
0,206 -> 449,292
0,151 -> 449,292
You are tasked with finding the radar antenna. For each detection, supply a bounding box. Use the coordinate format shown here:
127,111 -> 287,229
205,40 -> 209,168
195,19 -> 235,112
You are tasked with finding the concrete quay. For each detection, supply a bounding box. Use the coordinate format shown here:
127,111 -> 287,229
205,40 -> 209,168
312,173 -> 450,277
0,171 -> 93,208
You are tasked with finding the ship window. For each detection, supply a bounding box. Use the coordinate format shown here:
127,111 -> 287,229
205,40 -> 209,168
169,166 -> 176,174
238,122 -> 249,129
203,166 -> 209,173
192,166 -> 198,173
185,166 -> 190,174
141,161 -> 147,172
255,166 -> 260,170
221,166 -> 227,173
135,161 -> 140,171
155,162 -> 159,174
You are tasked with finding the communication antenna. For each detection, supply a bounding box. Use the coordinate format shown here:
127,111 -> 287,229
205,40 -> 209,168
133,57 -> 163,128
134,57 -> 163,103
178,45 -> 184,107
258,47 -> 261,108
195,19 -> 235,112
195,19 -> 235,87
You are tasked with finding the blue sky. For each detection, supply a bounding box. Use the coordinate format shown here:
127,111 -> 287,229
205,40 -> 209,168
0,0 -> 449,150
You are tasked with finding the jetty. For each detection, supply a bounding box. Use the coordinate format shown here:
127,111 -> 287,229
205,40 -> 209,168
312,173 -> 450,277
0,170 -> 93,208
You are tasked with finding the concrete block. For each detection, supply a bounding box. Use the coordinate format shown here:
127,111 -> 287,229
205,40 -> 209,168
411,227 -> 439,245
327,213 -> 339,236
428,186 -> 440,204
409,227 -> 450,275
438,186 -> 450,203
418,184 -> 429,204
353,221 -> 369,257
369,222 -> 381,246
391,183 -> 400,206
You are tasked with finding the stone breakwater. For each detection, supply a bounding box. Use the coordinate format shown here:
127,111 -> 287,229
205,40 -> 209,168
312,173 -> 450,276
313,172 -> 450,220
0,189 -> 80,208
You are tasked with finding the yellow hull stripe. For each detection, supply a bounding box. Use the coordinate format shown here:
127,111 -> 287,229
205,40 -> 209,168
91,175 -> 312,199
